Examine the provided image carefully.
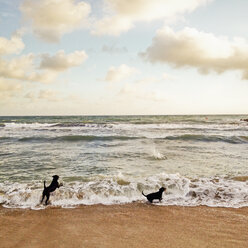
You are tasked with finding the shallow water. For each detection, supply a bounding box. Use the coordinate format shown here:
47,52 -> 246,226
0,115 -> 248,209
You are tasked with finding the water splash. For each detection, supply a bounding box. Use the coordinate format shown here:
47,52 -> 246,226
152,147 -> 167,160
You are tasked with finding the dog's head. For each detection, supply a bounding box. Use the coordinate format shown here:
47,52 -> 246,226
52,175 -> 59,181
159,187 -> 166,192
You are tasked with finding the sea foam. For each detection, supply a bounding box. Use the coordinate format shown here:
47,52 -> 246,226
1,173 -> 248,209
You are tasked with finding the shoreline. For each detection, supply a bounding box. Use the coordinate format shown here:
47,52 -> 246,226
1,204 -> 248,248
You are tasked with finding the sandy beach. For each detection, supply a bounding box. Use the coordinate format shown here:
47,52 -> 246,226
0,204 -> 247,248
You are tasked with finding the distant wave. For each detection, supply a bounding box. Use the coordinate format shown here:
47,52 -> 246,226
3,122 -> 54,128
0,152 -> 12,157
2,122 -> 114,129
18,137 -> 50,142
163,134 -> 248,144
51,123 -> 113,128
17,135 -> 141,142
52,123 -> 86,127
0,137 -> 11,140
55,135 -> 139,142
0,134 -> 247,144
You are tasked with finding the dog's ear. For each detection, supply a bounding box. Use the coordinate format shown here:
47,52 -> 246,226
160,187 -> 166,191
53,175 -> 59,179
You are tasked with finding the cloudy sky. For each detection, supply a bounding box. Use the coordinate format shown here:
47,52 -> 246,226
0,0 -> 248,115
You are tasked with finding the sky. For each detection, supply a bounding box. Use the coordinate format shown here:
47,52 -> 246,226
0,0 -> 248,116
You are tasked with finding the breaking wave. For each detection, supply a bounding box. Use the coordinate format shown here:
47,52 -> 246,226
1,173 -> 248,209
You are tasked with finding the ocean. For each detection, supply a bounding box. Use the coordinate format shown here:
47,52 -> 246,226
0,115 -> 248,209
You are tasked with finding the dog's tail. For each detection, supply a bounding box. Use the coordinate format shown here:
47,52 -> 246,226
43,181 -> 46,189
142,191 -> 147,197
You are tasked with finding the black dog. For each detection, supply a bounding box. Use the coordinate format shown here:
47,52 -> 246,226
41,175 -> 62,205
142,187 -> 166,203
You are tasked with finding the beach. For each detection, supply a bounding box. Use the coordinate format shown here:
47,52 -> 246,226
1,115 -> 248,247
1,0 -> 248,244
1,204 -> 248,248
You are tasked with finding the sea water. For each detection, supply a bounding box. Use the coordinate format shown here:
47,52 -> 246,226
0,115 -> 248,209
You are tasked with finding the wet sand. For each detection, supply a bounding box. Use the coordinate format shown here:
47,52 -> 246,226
0,204 -> 248,248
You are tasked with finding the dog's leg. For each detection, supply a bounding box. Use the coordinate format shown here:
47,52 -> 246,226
41,192 -> 45,204
45,194 -> 50,205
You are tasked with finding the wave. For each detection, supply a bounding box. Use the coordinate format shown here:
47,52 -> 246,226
52,123 -> 86,127
3,122 -> 55,129
0,137 -> 12,140
1,134 -> 248,144
0,152 -> 12,157
1,119 -> 247,137
17,135 -> 140,142
2,122 -> 114,130
0,115 -> 246,131
51,123 -> 112,128
1,173 -> 248,209
164,134 -> 248,144
56,135 -> 139,142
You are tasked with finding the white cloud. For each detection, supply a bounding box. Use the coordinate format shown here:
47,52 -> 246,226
0,32 -> 24,55
38,89 -> 60,101
40,50 -> 88,71
92,15 -> 133,36
24,91 -> 36,100
0,49 -> 87,83
0,79 -> 23,100
141,26 -> 248,79
92,0 -> 211,35
105,64 -> 138,82
106,0 -> 211,21
0,54 -> 58,83
25,89 -> 82,103
20,0 -> 91,42
25,89 -> 60,102
162,73 -> 177,81
27,71 -> 58,84
119,78 -> 167,102
0,54 -> 34,80
102,44 -> 127,54
0,79 -> 22,92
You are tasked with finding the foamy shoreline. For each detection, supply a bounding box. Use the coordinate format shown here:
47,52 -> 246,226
1,204 -> 248,248
1,173 -> 248,209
